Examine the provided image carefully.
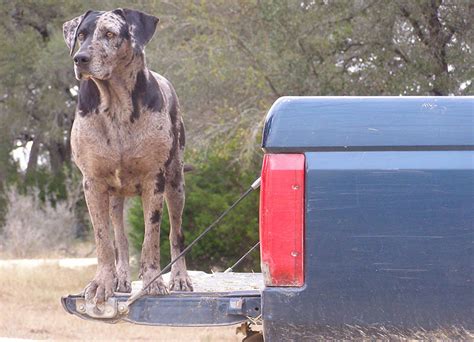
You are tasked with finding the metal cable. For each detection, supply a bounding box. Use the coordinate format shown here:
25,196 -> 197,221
125,177 -> 261,307
224,241 -> 260,273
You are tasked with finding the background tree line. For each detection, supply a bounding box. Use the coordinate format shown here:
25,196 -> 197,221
0,0 -> 472,270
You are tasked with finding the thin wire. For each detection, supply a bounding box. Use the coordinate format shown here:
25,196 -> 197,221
224,242 -> 260,273
126,178 -> 261,307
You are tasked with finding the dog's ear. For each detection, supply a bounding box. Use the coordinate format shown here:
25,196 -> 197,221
63,10 -> 92,56
113,8 -> 159,50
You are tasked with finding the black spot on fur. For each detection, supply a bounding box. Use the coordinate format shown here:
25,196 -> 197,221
77,80 -> 100,116
106,138 -> 110,145
75,11 -> 102,48
170,178 -> 179,189
118,20 -> 130,40
154,170 -> 165,194
108,186 -> 116,193
178,121 -> 185,149
130,70 -> 163,123
145,76 -> 163,112
177,232 -> 185,252
169,93 -> 178,126
135,183 -> 142,195
97,228 -> 104,240
165,129 -> 178,169
118,9 -> 158,50
150,210 -> 161,224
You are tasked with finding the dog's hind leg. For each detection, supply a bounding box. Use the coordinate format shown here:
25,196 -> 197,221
165,166 -> 193,292
139,173 -> 168,295
109,195 -> 131,293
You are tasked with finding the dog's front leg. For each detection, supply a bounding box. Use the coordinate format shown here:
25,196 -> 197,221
139,176 -> 168,295
83,178 -> 117,304
109,195 -> 131,293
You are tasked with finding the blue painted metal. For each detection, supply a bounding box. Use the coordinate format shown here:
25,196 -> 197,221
263,151 -> 474,339
61,291 -> 261,326
261,96 -> 474,340
262,96 -> 474,152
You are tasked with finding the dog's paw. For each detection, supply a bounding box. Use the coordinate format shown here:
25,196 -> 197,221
84,266 -> 117,305
116,264 -> 131,293
169,270 -> 193,292
141,270 -> 168,295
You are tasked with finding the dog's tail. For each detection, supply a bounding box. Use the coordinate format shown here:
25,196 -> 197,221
184,164 -> 195,173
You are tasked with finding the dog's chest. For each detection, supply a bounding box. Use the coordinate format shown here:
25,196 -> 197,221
71,111 -> 172,181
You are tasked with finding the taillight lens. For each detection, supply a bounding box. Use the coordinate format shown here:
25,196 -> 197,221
259,153 -> 305,286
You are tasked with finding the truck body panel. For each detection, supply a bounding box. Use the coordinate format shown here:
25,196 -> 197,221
263,151 -> 474,339
261,97 -> 473,341
263,96 -> 473,152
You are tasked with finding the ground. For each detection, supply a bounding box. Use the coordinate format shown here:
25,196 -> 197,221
0,262 -> 245,341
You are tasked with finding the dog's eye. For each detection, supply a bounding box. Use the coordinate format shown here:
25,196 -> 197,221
106,31 -> 115,39
77,32 -> 85,41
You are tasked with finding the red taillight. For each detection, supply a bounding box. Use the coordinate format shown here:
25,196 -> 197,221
259,154 -> 305,286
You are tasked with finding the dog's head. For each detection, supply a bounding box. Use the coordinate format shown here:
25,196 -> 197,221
63,9 -> 159,81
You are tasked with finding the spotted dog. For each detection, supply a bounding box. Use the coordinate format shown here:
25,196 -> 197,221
63,8 -> 192,304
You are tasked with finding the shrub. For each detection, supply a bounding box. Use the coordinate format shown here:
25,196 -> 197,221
0,187 -> 75,257
128,152 -> 261,272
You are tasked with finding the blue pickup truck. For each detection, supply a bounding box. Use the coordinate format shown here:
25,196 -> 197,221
63,96 -> 473,341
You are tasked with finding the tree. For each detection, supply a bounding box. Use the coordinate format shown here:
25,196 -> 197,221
142,0 -> 472,158
0,0 -> 471,260
0,0 -> 85,230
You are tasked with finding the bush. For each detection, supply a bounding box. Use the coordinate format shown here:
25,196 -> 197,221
0,187 -> 75,257
128,152 -> 261,272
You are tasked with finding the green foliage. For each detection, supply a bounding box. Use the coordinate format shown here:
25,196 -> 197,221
0,0 -> 472,252
128,146 -> 261,272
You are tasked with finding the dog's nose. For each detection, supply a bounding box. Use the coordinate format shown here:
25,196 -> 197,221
74,53 -> 90,66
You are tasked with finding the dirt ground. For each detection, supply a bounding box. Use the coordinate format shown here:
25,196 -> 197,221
0,263 -> 246,341
1,256 -> 471,341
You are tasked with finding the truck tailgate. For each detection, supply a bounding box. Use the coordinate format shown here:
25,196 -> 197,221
62,271 -> 263,326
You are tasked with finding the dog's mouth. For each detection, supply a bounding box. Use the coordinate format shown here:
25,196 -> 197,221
77,73 -> 92,81
74,67 -> 111,81
74,66 -> 92,81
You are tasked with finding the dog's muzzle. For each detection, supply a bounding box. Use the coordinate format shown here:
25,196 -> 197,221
74,52 -> 92,80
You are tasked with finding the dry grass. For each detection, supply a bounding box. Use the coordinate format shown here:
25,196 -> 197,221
0,264 -> 243,341
1,187 -> 75,258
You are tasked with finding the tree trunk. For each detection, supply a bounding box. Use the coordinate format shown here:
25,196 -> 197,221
25,135 -> 41,178
47,140 -> 71,175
